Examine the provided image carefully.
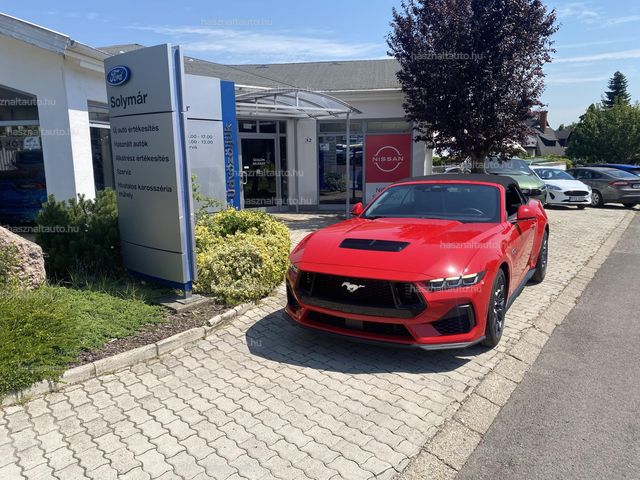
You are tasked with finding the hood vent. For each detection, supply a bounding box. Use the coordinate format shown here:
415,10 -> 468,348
339,238 -> 410,252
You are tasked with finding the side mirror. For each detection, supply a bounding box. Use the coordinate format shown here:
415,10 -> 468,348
350,202 -> 364,216
516,204 -> 536,222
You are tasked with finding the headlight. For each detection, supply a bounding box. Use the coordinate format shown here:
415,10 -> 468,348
288,264 -> 299,275
547,185 -> 562,191
427,271 -> 485,291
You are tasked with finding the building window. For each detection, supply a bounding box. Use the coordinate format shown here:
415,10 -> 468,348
0,85 -> 47,222
366,120 -> 411,133
318,121 -> 363,134
239,120 -> 258,133
88,102 -> 114,192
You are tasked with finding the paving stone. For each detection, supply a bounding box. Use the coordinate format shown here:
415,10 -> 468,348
428,421 -> 482,470
105,447 -> 141,475
165,451 -> 204,479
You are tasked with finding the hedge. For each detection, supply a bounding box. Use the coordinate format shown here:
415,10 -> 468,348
194,209 -> 290,304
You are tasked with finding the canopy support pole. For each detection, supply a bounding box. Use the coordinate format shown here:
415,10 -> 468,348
345,112 -> 351,218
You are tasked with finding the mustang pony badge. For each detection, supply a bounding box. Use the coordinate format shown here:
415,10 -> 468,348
342,282 -> 365,293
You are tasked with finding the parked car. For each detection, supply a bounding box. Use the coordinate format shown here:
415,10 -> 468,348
531,166 -> 591,209
286,174 -> 549,350
484,157 -> 548,204
591,163 -> 640,176
566,167 -> 640,208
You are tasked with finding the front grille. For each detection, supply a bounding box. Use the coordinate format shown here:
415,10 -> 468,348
563,190 -> 589,197
307,311 -> 413,339
296,271 -> 425,317
431,305 -> 475,335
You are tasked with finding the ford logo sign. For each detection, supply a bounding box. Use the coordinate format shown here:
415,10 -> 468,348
106,65 -> 131,86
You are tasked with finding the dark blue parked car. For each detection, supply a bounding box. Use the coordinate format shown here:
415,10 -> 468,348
591,164 -> 640,176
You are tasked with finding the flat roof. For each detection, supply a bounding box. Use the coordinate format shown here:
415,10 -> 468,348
99,43 -> 401,92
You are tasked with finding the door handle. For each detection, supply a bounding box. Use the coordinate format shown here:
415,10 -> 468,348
241,171 -> 248,185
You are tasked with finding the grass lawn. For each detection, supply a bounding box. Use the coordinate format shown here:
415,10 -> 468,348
0,282 -> 165,397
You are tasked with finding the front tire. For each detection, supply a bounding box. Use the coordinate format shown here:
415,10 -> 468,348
482,269 -> 507,348
591,190 -> 604,207
530,230 -> 549,284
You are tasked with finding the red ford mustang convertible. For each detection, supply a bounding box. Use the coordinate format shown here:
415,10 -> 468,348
286,174 -> 548,349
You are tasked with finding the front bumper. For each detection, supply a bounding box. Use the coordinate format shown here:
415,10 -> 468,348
546,190 -> 591,205
285,269 -> 493,349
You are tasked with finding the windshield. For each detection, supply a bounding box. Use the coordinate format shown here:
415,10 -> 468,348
485,158 -> 533,175
534,168 -> 574,180
363,183 -> 501,223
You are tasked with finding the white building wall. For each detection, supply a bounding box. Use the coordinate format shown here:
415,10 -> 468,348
295,118 -> 318,208
0,35 -> 76,200
0,35 -> 107,201
63,60 -> 108,200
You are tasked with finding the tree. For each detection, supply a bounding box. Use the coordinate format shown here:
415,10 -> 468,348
387,0 -> 558,169
567,102 -> 640,163
602,71 -> 631,108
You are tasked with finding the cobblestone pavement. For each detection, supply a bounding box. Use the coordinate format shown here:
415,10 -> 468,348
0,208 -> 632,480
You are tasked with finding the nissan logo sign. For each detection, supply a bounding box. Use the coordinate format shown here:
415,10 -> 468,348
106,65 -> 131,86
372,145 -> 405,173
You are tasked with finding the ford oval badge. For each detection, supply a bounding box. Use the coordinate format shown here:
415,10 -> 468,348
106,65 -> 131,86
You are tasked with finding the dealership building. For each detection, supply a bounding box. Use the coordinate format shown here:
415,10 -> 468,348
0,13 -> 433,221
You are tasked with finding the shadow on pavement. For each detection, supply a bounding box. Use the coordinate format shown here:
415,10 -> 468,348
245,308 -> 477,374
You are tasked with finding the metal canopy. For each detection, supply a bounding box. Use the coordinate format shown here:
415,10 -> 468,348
235,88 -> 361,118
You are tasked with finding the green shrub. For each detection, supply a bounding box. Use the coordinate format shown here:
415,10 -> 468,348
194,209 -> 290,304
0,284 -> 164,396
36,189 -> 122,280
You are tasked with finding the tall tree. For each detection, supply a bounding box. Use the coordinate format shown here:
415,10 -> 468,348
567,102 -> 640,163
602,71 -> 631,108
387,0 -> 557,168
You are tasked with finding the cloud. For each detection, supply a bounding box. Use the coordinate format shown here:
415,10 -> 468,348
546,74 -> 609,84
554,1 -> 602,24
556,39 -> 628,49
605,15 -> 640,26
127,25 -> 382,63
554,48 -> 640,64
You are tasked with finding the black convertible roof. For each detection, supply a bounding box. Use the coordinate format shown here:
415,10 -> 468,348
394,174 -> 518,189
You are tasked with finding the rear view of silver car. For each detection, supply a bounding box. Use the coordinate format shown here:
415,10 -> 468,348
567,167 -> 640,208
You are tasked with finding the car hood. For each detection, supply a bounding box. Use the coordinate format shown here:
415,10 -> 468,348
294,217 -> 503,278
542,179 -> 590,191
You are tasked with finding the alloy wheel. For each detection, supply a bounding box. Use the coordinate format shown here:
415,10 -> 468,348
492,281 -> 506,336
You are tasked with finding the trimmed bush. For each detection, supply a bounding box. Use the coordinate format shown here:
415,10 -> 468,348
194,209 -> 290,304
36,189 -> 122,279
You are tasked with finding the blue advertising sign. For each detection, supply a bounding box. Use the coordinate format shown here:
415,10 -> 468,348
221,81 -> 241,209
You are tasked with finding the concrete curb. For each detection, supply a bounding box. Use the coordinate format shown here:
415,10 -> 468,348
0,298 -> 260,408
397,210 -> 636,480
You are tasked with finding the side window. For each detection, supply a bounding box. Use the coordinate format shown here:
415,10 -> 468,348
505,185 -> 523,217
591,172 -> 603,179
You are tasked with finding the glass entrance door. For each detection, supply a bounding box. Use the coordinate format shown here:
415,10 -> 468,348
241,137 -> 278,208
318,134 -> 363,206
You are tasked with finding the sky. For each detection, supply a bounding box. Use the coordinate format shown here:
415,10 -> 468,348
2,0 -> 639,127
